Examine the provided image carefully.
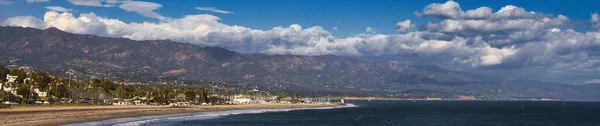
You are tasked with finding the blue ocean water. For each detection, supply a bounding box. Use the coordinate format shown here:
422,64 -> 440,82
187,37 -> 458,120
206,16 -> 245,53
69,100 -> 600,126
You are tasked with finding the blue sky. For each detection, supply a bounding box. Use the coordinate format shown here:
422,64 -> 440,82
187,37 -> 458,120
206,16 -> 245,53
2,0 -> 600,85
2,0 -> 599,37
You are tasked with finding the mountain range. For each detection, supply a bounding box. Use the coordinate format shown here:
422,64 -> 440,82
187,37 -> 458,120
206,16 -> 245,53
1,26 -> 598,100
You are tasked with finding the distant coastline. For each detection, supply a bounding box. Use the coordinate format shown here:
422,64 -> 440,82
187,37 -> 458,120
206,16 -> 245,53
0,104 -> 342,126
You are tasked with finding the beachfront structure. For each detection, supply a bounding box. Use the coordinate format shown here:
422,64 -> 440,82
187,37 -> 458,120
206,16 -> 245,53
231,94 -> 252,104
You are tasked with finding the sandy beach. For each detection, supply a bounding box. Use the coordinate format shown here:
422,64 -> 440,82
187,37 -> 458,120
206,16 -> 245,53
0,104 -> 342,126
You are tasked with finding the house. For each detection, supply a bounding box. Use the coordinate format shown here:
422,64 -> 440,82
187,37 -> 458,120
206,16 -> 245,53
34,88 -> 47,97
3,75 -> 18,95
2,87 -> 18,96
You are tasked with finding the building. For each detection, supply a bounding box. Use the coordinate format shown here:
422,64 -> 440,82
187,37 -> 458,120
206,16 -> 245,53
231,94 -> 252,104
33,88 -> 47,97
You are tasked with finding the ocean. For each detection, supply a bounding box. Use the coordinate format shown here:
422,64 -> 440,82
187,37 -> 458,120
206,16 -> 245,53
68,100 -> 600,126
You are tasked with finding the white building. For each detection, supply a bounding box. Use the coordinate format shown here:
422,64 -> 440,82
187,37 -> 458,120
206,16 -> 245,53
231,94 -> 252,104
34,88 -> 47,97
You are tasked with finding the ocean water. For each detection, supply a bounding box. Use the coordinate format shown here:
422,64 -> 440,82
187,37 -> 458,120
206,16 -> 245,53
68,100 -> 600,126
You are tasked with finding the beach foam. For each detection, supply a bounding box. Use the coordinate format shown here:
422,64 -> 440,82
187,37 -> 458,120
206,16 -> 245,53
65,104 -> 356,126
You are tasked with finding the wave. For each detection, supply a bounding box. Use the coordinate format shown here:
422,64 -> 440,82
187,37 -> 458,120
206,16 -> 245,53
64,104 -> 357,126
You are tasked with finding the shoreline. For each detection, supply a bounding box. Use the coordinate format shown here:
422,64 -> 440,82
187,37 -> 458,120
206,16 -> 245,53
0,104 -> 343,126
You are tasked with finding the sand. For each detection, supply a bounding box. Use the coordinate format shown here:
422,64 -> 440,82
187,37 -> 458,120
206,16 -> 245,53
0,104 -> 341,126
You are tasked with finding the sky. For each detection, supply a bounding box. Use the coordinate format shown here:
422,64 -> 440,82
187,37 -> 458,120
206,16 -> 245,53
1,0 -> 600,85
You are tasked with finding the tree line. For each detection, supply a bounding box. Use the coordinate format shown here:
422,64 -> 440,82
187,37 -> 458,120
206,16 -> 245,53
0,66 -> 226,104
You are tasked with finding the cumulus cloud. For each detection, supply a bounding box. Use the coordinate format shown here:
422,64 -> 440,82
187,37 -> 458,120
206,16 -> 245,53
395,20 -> 415,32
464,7 -> 492,19
3,1 -> 600,84
0,0 -> 13,5
45,6 -> 73,12
416,0 -> 463,19
119,1 -> 166,20
1,16 -> 47,29
417,1 -> 540,20
365,27 -> 376,34
592,13 -> 600,30
195,7 -> 234,14
27,0 -> 49,3
418,1 -> 571,48
593,13 -> 600,23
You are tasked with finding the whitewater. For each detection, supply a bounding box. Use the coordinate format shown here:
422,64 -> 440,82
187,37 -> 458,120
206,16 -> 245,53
64,104 -> 357,126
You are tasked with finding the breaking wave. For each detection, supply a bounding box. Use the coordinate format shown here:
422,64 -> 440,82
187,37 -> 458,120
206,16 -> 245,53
65,104 -> 357,126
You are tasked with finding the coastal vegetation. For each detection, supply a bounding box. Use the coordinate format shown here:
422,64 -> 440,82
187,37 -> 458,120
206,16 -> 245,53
0,66 -> 239,106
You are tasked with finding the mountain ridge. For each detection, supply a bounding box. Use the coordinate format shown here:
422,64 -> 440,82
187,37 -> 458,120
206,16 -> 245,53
1,26 -> 598,100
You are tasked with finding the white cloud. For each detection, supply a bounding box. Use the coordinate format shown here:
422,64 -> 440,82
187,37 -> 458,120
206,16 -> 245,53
416,0 -> 463,19
27,0 -> 49,3
417,1 -> 540,20
195,7 -> 234,14
119,1 -> 166,20
1,16 -> 47,29
592,13 -> 600,30
67,0 -> 120,7
66,0 -> 166,20
365,27 -> 376,34
464,7 -> 492,19
492,5 -> 540,19
395,20 -> 415,32
418,1 -> 570,48
45,6 -> 73,12
585,79 -> 600,84
592,13 -> 600,23
550,28 -> 561,33
0,0 -> 13,5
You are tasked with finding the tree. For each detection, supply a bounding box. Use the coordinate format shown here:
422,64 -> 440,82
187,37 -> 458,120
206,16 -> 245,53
0,91 -> 20,102
295,93 -> 301,99
98,80 -> 116,92
30,72 -> 52,92
8,69 -> 26,84
115,86 -> 128,99
0,66 -> 9,90
291,93 -> 301,103
16,84 -> 30,99
199,88 -> 209,103
184,88 -> 197,102
276,94 -> 287,103
49,84 -> 69,99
